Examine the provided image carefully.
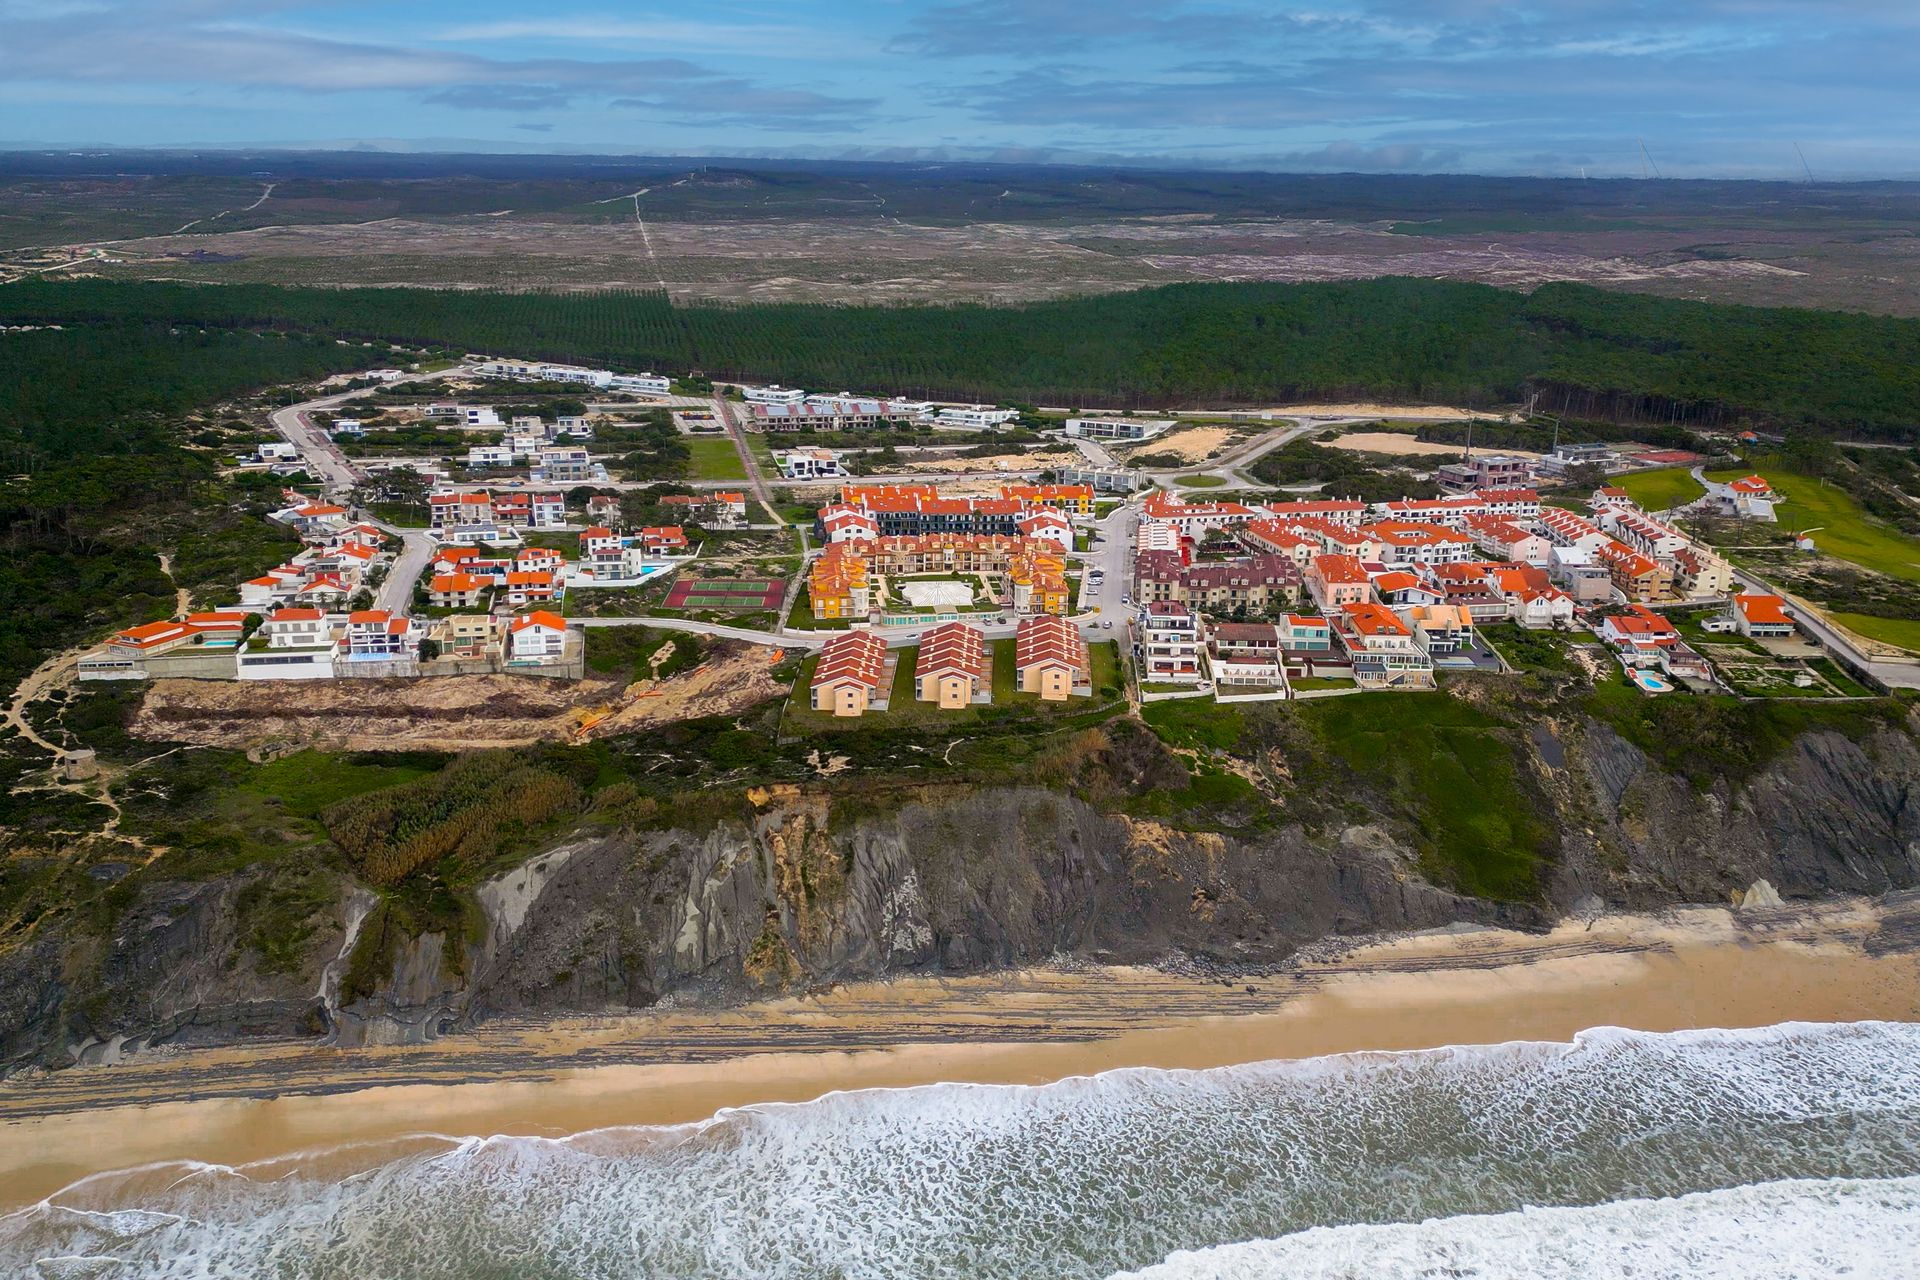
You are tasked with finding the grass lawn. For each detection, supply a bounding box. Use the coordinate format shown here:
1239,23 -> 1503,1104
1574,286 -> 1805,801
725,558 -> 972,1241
1177,474 -> 1228,488
685,436 -> 749,482
240,749 -> 441,818
368,502 -> 429,528
1718,467 -> 1920,583
1830,612 -> 1920,653
1612,466 -> 1703,512
1288,675 -> 1356,690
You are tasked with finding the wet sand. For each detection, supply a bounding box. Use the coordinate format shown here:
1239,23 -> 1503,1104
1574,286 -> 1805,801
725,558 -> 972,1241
4,893 -> 1918,1209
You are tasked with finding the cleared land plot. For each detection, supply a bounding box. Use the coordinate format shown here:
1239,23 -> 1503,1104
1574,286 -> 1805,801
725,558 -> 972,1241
1612,466 -> 1704,512
663,577 -> 783,610
683,436 -> 749,481
1326,432 -> 1493,458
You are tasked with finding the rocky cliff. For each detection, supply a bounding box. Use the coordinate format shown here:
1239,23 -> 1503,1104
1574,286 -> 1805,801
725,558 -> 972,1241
4,713 -> 1918,1071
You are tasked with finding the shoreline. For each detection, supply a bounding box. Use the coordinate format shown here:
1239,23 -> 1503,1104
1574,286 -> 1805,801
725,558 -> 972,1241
4,893 -> 1918,1209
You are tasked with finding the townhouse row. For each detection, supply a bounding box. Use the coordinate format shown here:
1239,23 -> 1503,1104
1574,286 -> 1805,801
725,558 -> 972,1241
807,615 -> 1092,718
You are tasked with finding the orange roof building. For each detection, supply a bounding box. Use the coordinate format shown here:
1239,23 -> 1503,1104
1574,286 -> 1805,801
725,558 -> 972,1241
810,629 -> 890,717
1013,614 -> 1090,701
913,622 -> 990,708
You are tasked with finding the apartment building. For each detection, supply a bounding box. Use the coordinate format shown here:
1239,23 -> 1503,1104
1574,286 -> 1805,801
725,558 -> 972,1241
1332,602 -> 1435,689
1064,417 -> 1173,441
1140,602 -> 1204,683
1305,554 -> 1374,610
1014,614 -> 1091,701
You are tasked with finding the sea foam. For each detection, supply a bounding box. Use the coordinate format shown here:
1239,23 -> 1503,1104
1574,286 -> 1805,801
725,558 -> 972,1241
4,1020 -> 1919,1279
1109,1175 -> 1920,1280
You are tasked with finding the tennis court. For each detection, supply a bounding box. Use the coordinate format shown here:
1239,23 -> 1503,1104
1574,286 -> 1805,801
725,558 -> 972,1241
664,576 -> 785,611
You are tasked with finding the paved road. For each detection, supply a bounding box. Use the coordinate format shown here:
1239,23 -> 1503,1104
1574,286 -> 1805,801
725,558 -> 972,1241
1075,499 -> 1142,618
375,529 -> 435,614
269,365 -> 472,498
713,396 -> 787,524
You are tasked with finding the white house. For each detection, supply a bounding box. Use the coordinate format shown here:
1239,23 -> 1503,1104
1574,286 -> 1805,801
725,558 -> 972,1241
777,447 -> 847,480
744,384 -> 808,405
935,405 -> 1020,430
255,441 -> 300,464
467,444 -> 513,468
507,611 -> 570,664
1731,593 -> 1797,639
1064,417 -> 1173,441
609,373 -> 671,395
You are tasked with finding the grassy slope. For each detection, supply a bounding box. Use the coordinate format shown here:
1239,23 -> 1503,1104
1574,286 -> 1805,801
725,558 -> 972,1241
1612,466 -> 1703,511
1829,613 -> 1920,652
1717,466 -> 1920,582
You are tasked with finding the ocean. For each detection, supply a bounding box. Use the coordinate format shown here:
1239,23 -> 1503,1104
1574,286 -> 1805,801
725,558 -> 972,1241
4,1020 -> 1918,1279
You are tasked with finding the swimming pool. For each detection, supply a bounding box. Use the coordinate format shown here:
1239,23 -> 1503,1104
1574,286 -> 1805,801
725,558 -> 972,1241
1629,669 -> 1673,693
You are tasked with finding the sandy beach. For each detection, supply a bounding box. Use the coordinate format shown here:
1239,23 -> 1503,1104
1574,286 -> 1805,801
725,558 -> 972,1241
4,892 -> 1917,1209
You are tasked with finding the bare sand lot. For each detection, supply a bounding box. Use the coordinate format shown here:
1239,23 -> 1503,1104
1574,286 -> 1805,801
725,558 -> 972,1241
5,892 -> 1916,1208
1327,431 -> 1544,459
900,450 -> 1079,474
1128,426 -> 1233,462
128,642 -> 788,751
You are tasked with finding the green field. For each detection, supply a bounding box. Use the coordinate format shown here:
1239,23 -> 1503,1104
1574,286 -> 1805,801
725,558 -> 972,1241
1830,612 -> 1920,653
1721,467 -> 1920,583
1611,466 -> 1703,512
685,436 -> 749,482
1176,474 -> 1227,488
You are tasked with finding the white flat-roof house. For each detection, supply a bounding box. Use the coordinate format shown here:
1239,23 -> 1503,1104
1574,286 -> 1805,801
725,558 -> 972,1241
777,447 -> 847,480
935,405 -> 1020,430
1065,417 -> 1173,441
744,384 -> 808,405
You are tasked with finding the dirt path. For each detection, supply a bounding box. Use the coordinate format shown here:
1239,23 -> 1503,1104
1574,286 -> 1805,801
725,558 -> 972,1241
158,550 -> 190,617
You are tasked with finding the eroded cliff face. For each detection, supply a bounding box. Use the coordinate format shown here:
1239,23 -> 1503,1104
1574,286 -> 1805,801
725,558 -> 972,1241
5,718 -> 1918,1069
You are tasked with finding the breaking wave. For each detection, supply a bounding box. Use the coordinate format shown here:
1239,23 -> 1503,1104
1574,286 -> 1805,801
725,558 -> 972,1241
4,1020 -> 1919,1279
1110,1175 -> 1920,1280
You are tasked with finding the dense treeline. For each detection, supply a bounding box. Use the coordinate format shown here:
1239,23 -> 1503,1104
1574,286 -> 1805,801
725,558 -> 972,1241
4,278 -> 1917,437
0,324 -> 373,696
0,322 -> 369,468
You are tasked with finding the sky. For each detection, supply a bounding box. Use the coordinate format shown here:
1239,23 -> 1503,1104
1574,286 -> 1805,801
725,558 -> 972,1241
3,0 -> 1918,177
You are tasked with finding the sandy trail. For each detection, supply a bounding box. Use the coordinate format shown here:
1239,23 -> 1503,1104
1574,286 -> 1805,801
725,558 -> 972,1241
3,892 -> 1915,1208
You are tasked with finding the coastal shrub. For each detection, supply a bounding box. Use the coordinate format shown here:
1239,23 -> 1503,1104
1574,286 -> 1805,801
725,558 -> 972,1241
322,752 -> 585,886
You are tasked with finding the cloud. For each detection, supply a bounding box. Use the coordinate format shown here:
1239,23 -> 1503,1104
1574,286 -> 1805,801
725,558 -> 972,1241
426,85 -> 575,112
0,1 -> 880,129
514,122 -> 555,132
889,0 -> 1343,57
